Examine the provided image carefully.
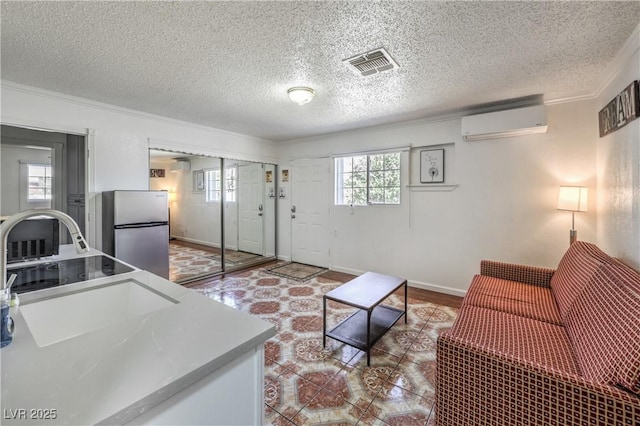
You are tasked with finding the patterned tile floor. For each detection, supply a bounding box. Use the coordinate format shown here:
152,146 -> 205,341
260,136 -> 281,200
169,244 -> 221,282
190,267 -> 459,426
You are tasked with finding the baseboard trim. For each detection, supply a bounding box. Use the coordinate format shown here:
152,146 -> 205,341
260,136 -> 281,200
172,236 -> 238,251
330,265 -> 467,298
408,281 -> 467,298
173,236 -> 220,248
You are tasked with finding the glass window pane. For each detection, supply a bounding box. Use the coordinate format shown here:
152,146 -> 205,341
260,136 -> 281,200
386,187 -> 400,204
352,156 -> 367,172
353,187 -> 367,205
369,188 -> 384,204
384,153 -> 400,170
369,171 -> 384,188
30,188 -> 44,199
27,164 -> 53,201
385,170 -> 400,187
353,172 -> 367,187
335,151 -> 402,207
205,170 -> 222,202
369,154 -> 384,171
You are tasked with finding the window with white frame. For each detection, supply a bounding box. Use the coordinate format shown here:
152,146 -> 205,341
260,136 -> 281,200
335,152 -> 401,206
205,168 -> 237,202
205,169 -> 221,202
27,164 -> 52,201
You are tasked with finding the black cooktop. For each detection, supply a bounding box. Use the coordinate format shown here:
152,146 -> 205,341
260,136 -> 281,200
7,255 -> 135,294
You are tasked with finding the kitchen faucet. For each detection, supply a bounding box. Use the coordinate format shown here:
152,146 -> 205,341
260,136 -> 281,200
1,209 -> 90,291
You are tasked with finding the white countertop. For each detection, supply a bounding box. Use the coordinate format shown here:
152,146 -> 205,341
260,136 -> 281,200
1,247 -> 275,425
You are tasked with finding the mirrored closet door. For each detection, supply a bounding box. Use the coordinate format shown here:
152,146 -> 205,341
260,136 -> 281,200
149,149 -> 276,284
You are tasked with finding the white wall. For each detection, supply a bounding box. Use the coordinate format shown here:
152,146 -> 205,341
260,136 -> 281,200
596,25 -> 640,270
278,101 -> 598,295
1,82 -> 277,248
1,68 -> 624,296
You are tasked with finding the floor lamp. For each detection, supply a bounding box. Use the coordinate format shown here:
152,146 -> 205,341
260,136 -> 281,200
557,186 -> 588,245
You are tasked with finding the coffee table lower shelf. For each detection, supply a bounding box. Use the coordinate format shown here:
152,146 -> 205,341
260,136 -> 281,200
325,305 -> 404,360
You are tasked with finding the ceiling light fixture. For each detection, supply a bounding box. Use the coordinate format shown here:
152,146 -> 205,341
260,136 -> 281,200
288,87 -> 315,105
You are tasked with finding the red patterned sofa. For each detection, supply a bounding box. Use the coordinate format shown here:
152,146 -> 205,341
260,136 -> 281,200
436,241 -> 640,426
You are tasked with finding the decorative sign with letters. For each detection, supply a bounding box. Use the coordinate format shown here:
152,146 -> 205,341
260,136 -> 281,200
598,81 -> 639,137
149,168 -> 165,178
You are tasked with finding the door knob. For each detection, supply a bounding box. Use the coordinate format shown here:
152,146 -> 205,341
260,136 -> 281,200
291,205 -> 296,213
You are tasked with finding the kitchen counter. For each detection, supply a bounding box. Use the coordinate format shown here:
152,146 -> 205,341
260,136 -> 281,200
1,248 -> 275,425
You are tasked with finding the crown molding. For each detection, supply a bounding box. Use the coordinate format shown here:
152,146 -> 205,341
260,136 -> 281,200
148,137 -> 278,165
544,91 -> 597,105
0,80 -> 274,145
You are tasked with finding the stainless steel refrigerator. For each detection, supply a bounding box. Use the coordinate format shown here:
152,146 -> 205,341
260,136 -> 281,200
102,190 -> 169,279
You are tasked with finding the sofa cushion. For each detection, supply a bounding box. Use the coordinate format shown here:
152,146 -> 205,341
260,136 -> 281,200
564,261 -> 640,394
465,274 -> 562,324
550,241 -> 613,320
448,306 -> 581,374
480,260 -> 555,287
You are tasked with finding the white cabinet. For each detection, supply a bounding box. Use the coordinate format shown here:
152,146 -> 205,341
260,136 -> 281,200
128,345 -> 265,425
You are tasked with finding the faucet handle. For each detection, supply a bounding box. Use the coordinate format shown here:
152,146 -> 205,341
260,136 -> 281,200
6,274 -> 17,290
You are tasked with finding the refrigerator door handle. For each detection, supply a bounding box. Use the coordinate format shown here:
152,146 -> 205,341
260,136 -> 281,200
114,222 -> 168,229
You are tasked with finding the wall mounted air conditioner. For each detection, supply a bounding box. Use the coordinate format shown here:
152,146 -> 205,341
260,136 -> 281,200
461,105 -> 548,141
170,160 -> 190,172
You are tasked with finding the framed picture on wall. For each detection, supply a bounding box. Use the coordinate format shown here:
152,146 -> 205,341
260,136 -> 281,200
420,149 -> 444,183
192,170 -> 205,192
149,168 -> 165,178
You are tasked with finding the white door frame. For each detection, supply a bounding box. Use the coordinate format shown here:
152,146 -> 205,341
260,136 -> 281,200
0,117 -> 95,246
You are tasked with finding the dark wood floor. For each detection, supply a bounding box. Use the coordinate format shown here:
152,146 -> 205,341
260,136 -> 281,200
187,263 -> 463,309
320,269 -> 462,309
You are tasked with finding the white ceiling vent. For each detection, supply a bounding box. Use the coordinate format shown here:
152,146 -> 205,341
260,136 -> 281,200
343,48 -> 399,77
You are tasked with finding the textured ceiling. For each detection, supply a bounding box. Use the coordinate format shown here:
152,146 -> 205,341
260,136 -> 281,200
2,1 -> 639,142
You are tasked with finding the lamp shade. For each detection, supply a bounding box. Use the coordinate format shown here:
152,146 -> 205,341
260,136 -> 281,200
557,186 -> 588,212
287,87 -> 315,105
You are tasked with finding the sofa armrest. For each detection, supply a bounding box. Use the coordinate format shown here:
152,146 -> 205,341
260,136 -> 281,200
480,260 -> 554,287
436,331 -> 640,426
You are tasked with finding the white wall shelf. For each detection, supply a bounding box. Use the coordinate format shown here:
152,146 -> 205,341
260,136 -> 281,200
406,184 -> 459,192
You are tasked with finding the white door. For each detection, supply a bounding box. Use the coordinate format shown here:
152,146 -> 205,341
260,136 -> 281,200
291,158 -> 330,267
238,163 -> 263,255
